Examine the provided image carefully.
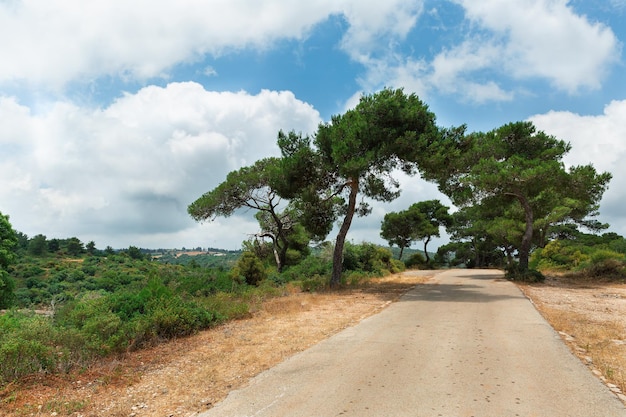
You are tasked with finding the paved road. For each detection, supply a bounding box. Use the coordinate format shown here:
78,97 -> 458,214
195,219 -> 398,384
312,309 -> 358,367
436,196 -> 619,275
199,269 -> 626,417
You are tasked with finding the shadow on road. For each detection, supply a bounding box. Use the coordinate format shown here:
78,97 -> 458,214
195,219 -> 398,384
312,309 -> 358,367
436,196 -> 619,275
401,273 -> 523,303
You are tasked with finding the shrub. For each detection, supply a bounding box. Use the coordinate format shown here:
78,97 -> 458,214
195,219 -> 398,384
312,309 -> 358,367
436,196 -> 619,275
389,258 -> 405,274
505,264 -> 545,283
281,255 -> 331,282
299,275 -> 328,292
202,293 -> 249,320
232,252 -> 267,286
404,252 -> 426,269
342,242 -> 395,274
0,313 -> 58,384
582,250 -> 625,277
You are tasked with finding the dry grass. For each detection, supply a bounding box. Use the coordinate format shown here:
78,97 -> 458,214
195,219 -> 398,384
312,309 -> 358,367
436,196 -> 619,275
520,274 -> 626,398
0,272 -> 432,417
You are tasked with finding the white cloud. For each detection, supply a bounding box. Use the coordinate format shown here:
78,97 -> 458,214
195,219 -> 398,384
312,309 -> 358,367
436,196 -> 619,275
387,0 -> 620,103
339,0 -> 425,61
452,0 -> 620,93
0,0 -> 425,90
427,40 -> 514,102
0,0 -> 326,87
529,99 -> 626,235
0,83 -> 321,249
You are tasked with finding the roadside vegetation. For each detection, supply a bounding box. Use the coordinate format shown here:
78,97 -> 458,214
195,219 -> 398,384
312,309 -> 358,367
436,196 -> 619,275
0,229 -> 406,387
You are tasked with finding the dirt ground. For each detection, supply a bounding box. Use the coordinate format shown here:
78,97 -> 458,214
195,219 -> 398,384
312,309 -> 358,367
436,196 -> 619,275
520,274 -> 626,399
2,270 -> 626,416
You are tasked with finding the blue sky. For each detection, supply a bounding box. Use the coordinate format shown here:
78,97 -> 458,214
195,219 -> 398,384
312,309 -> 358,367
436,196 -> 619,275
1,0 -> 625,251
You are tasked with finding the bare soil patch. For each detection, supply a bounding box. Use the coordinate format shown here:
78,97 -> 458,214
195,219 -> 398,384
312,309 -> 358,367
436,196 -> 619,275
519,274 -> 626,400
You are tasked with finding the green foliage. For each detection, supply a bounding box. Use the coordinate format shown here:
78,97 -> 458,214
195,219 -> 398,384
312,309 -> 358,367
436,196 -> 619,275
281,88 -> 439,286
380,211 -> 417,259
381,200 -> 451,262
85,241 -> 97,255
66,237 -> 84,256
584,250 -> 626,277
0,313 -> 58,383
156,250 -> 240,269
0,212 -> 17,270
126,246 -> 144,260
429,121 -> 611,271
0,271 -> 15,309
299,275 -> 328,292
342,242 -> 399,276
404,252 -> 426,269
530,232 -> 626,278
280,254 -> 332,282
0,242 -> 264,385
505,264 -> 545,283
188,157 -> 310,272
0,212 -> 17,308
232,252 -> 267,286
28,234 -> 48,256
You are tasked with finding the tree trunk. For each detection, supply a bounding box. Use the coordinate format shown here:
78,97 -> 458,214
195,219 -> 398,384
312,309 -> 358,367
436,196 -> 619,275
473,238 -> 479,268
423,236 -> 431,263
277,235 -> 289,273
398,246 -> 405,260
257,232 -> 285,272
272,246 -> 282,272
516,194 -> 534,271
330,180 -> 358,288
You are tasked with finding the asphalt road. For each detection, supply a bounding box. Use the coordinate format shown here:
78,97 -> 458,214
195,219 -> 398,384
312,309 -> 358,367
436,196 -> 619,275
199,269 -> 626,417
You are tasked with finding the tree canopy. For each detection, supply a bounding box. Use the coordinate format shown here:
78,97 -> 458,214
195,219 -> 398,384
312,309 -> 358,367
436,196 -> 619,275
380,210 -> 419,260
280,88 -> 439,286
189,92 -> 613,283
429,121 -> 611,274
0,211 -> 17,308
381,200 -> 451,262
188,157 -> 308,272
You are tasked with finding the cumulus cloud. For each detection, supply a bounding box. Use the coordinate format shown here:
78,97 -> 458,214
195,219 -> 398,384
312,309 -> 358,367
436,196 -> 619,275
529,99 -> 626,235
383,0 -> 620,103
0,0 -> 425,90
339,0 -> 424,61
0,84 -> 321,248
451,0 -> 620,93
0,1 -> 335,87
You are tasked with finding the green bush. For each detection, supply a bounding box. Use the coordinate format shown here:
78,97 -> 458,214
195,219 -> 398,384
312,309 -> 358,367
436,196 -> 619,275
232,252 -> 267,286
404,252 -> 426,269
342,242 -> 395,275
504,264 -> 545,283
0,313 -> 58,384
280,255 -> 332,282
299,275 -> 328,292
0,271 -> 15,309
202,293 -> 249,320
582,250 -> 625,277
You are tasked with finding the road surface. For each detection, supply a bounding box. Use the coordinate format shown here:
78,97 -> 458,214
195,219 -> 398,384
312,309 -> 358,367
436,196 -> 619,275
199,269 -> 626,417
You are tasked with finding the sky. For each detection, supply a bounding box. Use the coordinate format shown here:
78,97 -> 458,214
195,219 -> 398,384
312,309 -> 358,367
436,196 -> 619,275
1,0 -> 625,251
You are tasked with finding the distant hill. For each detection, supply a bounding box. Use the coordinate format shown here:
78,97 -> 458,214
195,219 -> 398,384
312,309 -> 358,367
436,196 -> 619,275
153,248 -> 241,269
